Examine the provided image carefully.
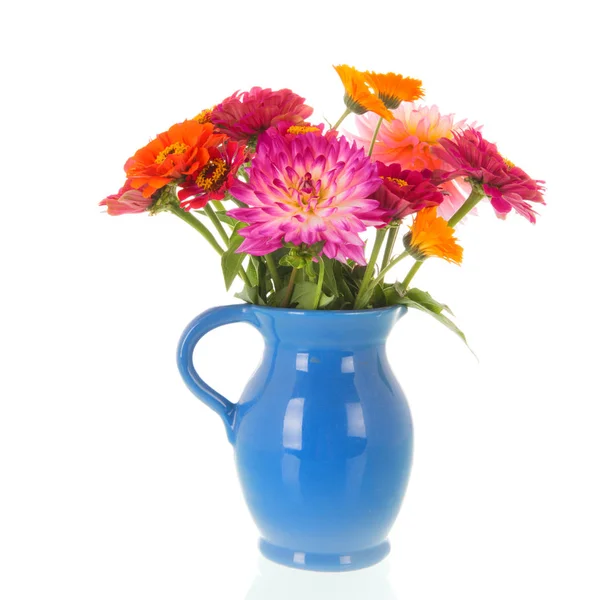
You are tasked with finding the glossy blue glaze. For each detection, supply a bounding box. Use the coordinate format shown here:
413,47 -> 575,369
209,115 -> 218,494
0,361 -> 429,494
177,305 -> 413,572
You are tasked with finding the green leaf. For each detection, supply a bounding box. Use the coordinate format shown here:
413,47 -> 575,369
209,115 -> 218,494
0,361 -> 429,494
234,285 -> 257,304
387,289 -> 474,354
221,224 -> 246,291
372,284 -> 387,308
234,285 -> 266,305
406,288 -> 454,316
246,258 -> 258,287
214,210 -> 239,228
322,258 -> 338,296
290,282 -> 334,310
333,260 -> 355,302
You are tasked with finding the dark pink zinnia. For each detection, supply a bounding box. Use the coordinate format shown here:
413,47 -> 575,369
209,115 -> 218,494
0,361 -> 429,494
368,162 -> 444,226
211,87 -> 313,142
433,128 -> 545,222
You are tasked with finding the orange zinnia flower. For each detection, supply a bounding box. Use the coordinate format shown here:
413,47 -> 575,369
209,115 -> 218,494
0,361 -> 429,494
403,207 -> 463,264
363,71 -> 424,109
333,65 -> 392,121
125,121 -> 226,198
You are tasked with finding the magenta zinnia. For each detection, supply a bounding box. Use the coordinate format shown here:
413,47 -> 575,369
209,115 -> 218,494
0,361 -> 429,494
228,132 -> 382,264
211,87 -> 313,142
433,128 -> 545,222
369,162 -> 445,226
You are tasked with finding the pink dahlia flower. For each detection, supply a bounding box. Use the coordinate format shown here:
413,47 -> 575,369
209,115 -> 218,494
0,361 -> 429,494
433,128 -> 546,222
228,132 -> 383,264
100,181 -> 153,216
178,141 -> 247,209
369,162 -> 444,226
348,103 -> 474,220
211,87 -> 313,142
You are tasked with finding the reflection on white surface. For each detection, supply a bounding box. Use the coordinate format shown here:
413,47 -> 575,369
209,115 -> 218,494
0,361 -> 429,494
295,353 -> 309,372
245,555 -> 397,600
283,397 -> 304,451
346,403 -> 366,438
341,355 -> 355,373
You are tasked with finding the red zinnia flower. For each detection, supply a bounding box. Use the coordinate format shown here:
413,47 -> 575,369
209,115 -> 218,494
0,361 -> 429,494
368,162 -> 444,226
125,121 -> 226,198
433,128 -> 545,222
211,87 -> 313,142
178,141 -> 248,210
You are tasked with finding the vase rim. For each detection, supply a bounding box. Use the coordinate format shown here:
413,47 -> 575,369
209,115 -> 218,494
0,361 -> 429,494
238,303 -> 407,319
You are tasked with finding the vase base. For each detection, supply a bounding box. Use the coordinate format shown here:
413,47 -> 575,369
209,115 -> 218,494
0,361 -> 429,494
259,538 -> 390,572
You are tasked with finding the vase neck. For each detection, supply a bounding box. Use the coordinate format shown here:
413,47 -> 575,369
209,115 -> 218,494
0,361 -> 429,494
249,306 -> 405,350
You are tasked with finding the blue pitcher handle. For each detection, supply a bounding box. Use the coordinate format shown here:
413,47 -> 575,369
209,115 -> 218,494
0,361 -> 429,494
177,305 -> 259,443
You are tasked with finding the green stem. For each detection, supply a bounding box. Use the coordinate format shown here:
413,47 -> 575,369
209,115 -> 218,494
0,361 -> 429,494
400,260 -> 423,289
281,267 -> 298,308
331,107 -> 352,131
368,117 -> 384,157
212,199 -> 226,212
354,229 -> 387,309
169,205 -> 224,256
312,258 -> 325,310
205,202 -> 252,287
381,227 -> 399,270
371,250 -> 409,288
447,187 -> 485,228
265,253 -> 282,291
203,203 -> 229,246
238,262 -> 252,288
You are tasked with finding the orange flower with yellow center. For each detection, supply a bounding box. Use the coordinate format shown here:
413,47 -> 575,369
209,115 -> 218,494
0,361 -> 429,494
125,120 -> 226,198
363,71 -> 424,109
333,65 -> 392,121
404,207 -> 463,264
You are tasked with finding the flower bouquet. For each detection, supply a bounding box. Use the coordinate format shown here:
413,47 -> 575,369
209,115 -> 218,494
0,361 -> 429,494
101,65 -> 545,571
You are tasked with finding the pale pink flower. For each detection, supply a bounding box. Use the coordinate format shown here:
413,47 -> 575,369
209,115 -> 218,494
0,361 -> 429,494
100,182 -> 153,216
228,132 -> 382,265
348,104 -> 475,220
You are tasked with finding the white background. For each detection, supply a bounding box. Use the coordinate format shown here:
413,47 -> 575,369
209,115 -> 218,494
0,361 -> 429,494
1,1 -> 599,598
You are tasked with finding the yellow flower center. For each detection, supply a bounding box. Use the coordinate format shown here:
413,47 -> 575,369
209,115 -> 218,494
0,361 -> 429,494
286,125 -> 321,135
386,177 -> 408,187
503,157 -> 515,169
195,158 -> 227,191
155,142 -> 188,165
193,108 -> 213,124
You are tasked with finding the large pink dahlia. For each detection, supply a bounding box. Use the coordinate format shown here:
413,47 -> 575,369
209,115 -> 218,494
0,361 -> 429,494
348,103 -> 474,220
211,87 -> 313,142
433,128 -> 546,222
228,133 -> 383,264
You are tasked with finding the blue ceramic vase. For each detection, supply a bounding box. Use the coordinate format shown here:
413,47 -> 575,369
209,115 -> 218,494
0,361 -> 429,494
177,304 -> 413,572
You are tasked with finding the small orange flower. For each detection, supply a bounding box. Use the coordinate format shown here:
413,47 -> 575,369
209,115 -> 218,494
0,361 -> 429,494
333,65 -> 392,121
404,207 -> 463,264
125,121 -> 226,198
363,71 -> 424,109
